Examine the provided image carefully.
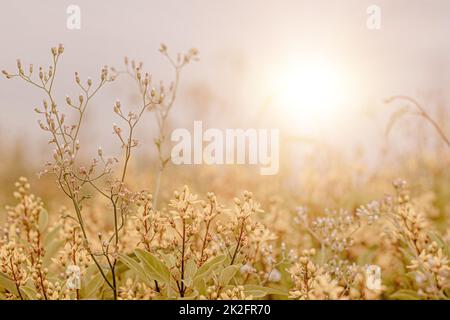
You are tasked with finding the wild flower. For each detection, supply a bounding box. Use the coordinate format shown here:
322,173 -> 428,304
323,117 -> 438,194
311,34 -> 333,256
0,44 -> 448,301
288,249 -> 344,300
357,180 -> 449,299
118,278 -> 156,300
2,44 -> 197,299
200,285 -> 253,300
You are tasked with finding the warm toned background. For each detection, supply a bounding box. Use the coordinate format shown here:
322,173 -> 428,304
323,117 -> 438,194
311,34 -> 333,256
0,0 -> 449,202
1,0 -> 450,146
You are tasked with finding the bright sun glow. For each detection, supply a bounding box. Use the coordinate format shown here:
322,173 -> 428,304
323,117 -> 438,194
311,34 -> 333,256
270,58 -> 351,135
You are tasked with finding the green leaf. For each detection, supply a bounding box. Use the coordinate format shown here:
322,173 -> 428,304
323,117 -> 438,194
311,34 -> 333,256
166,279 -> 179,299
21,286 -> 37,300
80,272 -> 104,299
161,253 -> 177,269
194,278 -> 207,296
390,289 -> 420,300
135,249 -> 171,284
194,254 -> 226,283
38,209 -> 49,232
243,285 -> 288,298
0,272 -> 19,296
183,259 -> 198,287
219,265 -> 240,286
118,253 -> 147,283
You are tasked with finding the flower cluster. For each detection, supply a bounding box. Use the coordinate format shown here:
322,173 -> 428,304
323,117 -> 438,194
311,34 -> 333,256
288,249 -> 343,300
357,180 -> 449,299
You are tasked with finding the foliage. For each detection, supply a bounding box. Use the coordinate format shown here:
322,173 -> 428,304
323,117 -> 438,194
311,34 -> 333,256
0,45 -> 448,300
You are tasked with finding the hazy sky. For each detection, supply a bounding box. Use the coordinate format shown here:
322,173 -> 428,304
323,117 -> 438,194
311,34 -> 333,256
1,0 -> 449,158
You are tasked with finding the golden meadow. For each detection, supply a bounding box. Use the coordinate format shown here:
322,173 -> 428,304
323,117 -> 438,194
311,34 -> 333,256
0,44 -> 448,300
